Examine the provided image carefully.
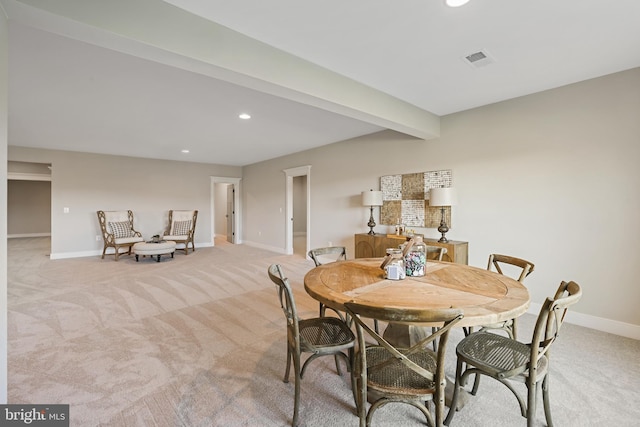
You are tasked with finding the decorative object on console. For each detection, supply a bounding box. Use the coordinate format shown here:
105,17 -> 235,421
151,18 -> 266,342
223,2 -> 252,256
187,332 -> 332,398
429,187 -> 457,243
361,190 -> 383,235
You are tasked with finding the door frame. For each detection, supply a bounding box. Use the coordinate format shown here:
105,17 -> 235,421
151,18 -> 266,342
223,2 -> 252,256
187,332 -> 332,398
210,176 -> 242,245
283,165 -> 311,256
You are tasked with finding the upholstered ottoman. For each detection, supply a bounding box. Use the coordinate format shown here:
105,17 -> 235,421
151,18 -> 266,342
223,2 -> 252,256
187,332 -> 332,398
133,241 -> 176,262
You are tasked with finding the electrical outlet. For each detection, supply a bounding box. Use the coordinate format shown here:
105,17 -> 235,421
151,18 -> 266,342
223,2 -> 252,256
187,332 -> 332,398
96,235 -> 101,241
258,231 -> 262,236
328,241 -> 332,247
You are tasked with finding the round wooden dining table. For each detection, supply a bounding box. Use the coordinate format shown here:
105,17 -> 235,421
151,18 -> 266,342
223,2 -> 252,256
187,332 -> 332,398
305,257 -> 530,408
304,258 -> 530,329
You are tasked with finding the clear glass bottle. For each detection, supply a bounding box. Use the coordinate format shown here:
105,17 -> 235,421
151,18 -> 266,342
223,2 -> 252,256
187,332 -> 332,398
403,236 -> 426,277
385,248 -> 406,280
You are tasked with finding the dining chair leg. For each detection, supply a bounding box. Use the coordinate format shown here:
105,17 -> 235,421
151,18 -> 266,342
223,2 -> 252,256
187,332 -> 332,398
444,358 -> 464,426
333,355 -> 342,375
471,372 -> 481,395
525,378 -> 538,427
292,351 -> 302,427
542,374 -> 554,427
283,345 -> 292,383
352,350 -> 367,427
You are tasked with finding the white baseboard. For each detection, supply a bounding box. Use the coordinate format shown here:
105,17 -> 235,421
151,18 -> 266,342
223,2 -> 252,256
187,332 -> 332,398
50,241 -> 214,260
528,302 -> 640,340
51,250 -> 100,260
8,233 -> 51,238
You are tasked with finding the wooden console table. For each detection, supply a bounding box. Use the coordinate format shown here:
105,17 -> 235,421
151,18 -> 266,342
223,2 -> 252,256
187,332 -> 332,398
354,233 -> 468,264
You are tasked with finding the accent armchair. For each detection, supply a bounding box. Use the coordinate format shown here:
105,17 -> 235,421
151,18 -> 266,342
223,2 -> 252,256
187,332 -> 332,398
97,210 -> 144,261
163,210 -> 198,254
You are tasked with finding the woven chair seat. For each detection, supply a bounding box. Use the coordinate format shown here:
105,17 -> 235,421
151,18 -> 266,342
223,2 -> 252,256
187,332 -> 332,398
457,331 -> 548,380
299,317 -> 355,352
366,346 -> 437,396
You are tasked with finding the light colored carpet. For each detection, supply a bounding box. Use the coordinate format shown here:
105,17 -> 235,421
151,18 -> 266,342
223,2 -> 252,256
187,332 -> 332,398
7,237 -> 640,426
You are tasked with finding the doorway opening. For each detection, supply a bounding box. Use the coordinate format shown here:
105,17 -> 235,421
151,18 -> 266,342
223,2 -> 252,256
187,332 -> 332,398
211,177 -> 242,246
284,165 -> 311,256
7,161 -> 52,255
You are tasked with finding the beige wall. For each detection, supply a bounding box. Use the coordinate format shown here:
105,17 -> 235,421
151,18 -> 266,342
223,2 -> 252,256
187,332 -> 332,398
242,68 -> 640,335
8,180 -> 51,235
7,147 -> 242,258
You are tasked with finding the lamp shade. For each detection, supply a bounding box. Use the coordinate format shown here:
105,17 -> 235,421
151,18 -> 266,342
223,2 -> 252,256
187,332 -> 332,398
430,187 -> 457,206
362,190 -> 383,207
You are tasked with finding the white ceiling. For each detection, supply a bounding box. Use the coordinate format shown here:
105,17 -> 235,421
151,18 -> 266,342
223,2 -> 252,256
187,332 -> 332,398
4,0 -> 640,166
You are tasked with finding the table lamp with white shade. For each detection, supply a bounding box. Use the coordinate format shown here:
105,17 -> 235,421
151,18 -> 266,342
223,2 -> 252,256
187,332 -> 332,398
362,190 -> 384,235
429,187 -> 457,242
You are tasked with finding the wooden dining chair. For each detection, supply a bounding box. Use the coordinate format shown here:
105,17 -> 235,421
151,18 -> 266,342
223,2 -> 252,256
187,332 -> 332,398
310,246 -> 383,334
462,253 -> 536,394
267,264 -> 355,427
480,253 -> 535,340
346,301 -> 463,427
445,281 -> 582,427
308,246 -> 347,318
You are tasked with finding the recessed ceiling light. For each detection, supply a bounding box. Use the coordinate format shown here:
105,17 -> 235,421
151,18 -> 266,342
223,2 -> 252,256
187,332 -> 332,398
181,149 -> 190,154
446,0 -> 471,7
238,113 -> 251,120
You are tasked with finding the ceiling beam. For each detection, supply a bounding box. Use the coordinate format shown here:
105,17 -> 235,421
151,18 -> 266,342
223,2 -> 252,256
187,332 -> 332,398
5,0 -> 440,139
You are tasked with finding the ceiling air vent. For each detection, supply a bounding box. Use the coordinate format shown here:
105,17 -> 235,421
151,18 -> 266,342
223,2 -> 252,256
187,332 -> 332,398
463,49 -> 494,68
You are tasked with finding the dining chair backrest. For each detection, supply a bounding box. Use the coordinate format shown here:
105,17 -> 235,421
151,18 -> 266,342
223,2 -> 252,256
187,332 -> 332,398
426,245 -> 448,261
268,264 -> 299,335
345,301 -> 463,427
532,280 -> 582,362
308,246 -> 349,319
487,253 -> 535,283
308,246 -> 347,267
